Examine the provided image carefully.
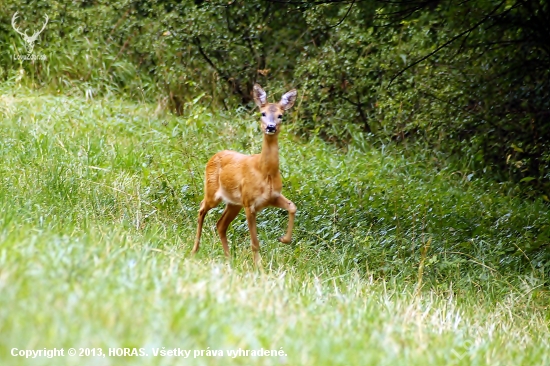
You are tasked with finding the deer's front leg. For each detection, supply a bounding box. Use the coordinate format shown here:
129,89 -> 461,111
244,206 -> 261,265
272,194 -> 297,244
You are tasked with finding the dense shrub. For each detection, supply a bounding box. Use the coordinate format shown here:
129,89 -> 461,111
1,0 -> 549,195
0,0 -> 306,109
295,1 -> 550,196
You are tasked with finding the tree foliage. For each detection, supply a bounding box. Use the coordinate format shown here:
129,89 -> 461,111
1,0 -> 549,194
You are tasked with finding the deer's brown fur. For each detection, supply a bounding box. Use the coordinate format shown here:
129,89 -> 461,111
192,84 -> 297,265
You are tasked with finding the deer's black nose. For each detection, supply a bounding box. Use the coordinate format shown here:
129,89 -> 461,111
266,124 -> 276,134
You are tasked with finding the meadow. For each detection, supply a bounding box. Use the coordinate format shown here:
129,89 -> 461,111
0,84 -> 549,365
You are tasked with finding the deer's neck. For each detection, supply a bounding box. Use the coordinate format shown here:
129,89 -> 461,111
259,135 -> 280,176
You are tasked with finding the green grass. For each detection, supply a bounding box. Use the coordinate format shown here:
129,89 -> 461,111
0,85 -> 549,365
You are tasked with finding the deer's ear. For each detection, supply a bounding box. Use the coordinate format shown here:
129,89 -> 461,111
253,84 -> 267,108
280,89 -> 297,111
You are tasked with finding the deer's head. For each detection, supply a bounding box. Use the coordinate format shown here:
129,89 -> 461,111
253,84 -> 297,136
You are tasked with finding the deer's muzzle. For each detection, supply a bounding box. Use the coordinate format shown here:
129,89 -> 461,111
265,124 -> 276,134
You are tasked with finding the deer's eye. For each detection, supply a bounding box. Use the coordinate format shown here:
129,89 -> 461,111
278,115 -> 283,119
261,112 -> 266,117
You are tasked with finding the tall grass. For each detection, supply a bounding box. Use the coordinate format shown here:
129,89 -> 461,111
0,85 -> 548,365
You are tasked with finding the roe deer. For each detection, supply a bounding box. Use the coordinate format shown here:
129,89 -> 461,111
192,84 -> 298,265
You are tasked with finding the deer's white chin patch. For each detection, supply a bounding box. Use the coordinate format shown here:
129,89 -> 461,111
265,131 -> 276,135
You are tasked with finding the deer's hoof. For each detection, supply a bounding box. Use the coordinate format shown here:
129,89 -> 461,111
253,252 -> 262,266
278,236 -> 292,244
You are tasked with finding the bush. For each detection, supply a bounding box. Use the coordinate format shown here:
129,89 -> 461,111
1,0 -> 549,195
295,1 -> 550,196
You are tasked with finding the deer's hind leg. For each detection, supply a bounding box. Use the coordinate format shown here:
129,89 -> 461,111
192,195 -> 221,255
193,158 -> 224,255
216,204 -> 242,257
